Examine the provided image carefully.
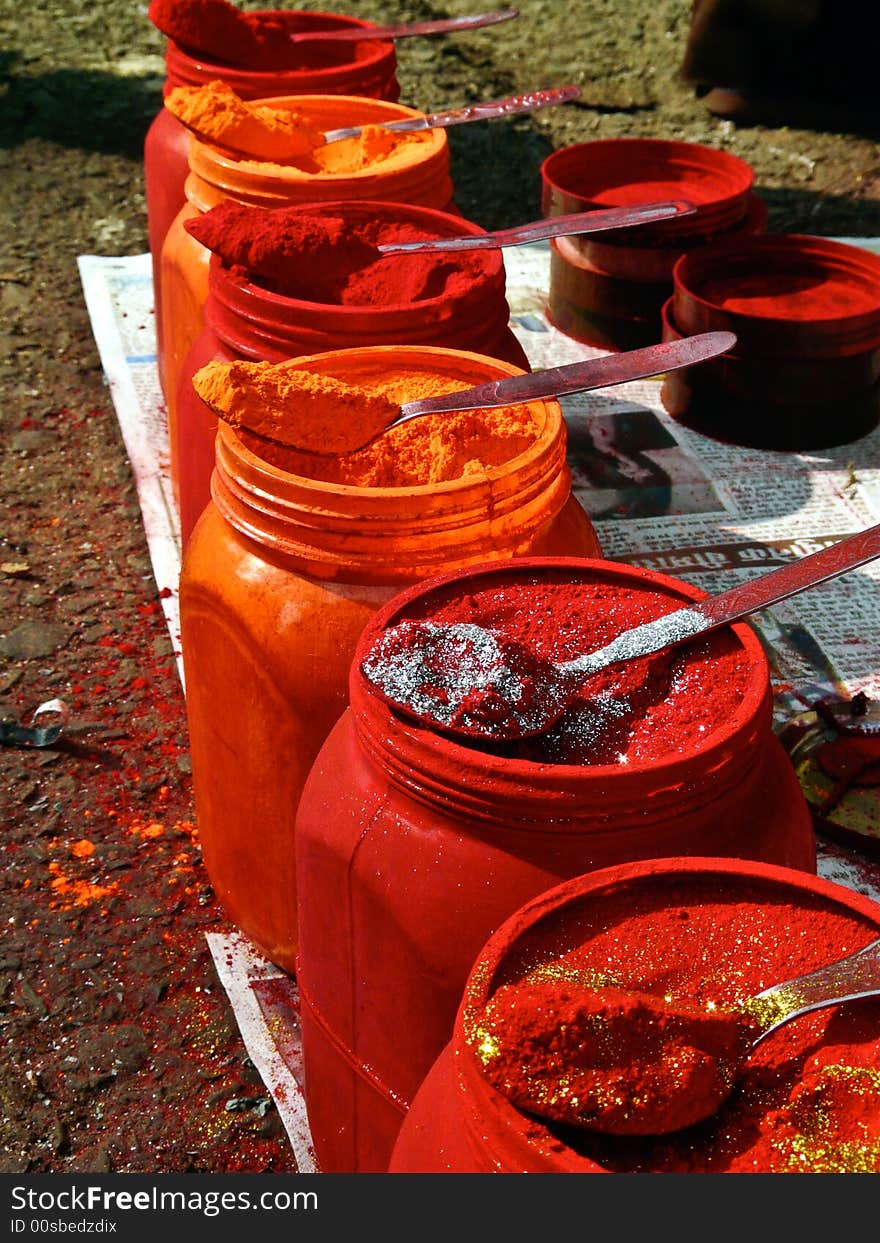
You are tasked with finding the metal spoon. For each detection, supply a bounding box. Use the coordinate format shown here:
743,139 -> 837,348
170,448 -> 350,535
150,2 -> 518,56
480,936 -> 880,1136
285,9 -> 520,45
363,518 -> 880,740
375,200 -> 696,255
321,85 -> 581,144
172,84 -> 581,154
198,332 -> 736,455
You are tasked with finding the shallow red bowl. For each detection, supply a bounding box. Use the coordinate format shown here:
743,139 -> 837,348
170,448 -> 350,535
547,238 -> 670,350
541,138 -> 755,241
661,297 -> 880,404
673,234 -> 880,359
659,300 -> 880,450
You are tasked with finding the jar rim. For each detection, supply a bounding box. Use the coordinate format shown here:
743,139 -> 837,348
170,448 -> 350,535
213,344 -> 561,500
164,10 -> 396,83
350,554 -> 772,786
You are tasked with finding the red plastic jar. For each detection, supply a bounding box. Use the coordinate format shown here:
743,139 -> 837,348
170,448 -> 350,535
144,8 -> 400,309
540,138 -> 763,350
294,557 -> 816,1173
660,235 -> 880,449
390,857 -> 880,1173
174,199 -> 531,546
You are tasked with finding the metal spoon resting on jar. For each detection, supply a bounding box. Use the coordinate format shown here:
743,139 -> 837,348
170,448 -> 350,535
192,331 -> 736,457
373,200 -> 696,255
149,3 -> 520,61
475,936 -> 880,1136
168,83 -> 583,158
362,518 -> 880,742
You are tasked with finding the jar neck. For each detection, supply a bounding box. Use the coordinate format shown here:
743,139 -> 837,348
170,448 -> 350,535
349,671 -> 771,829
162,12 -> 396,97
204,257 -> 510,360
211,413 -> 573,582
182,97 -> 452,213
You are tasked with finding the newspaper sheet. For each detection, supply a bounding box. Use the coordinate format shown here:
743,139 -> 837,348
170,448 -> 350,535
79,240 -> 880,1169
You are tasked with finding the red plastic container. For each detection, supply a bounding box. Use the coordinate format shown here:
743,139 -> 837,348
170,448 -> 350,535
144,8 -> 399,310
660,297 -> 880,449
672,234 -> 880,358
540,138 -> 762,350
390,856 -> 880,1173
174,199 -> 531,546
294,556 -> 816,1173
660,235 -> 880,449
541,138 -> 755,239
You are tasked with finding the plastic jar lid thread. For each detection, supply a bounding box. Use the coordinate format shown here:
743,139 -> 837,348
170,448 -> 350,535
210,415 -> 572,579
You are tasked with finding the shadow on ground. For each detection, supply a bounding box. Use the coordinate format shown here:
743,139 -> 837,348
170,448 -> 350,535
0,57 -> 162,159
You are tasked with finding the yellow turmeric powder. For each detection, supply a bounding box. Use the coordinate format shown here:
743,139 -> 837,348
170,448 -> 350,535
164,80 -> 433,172
193,358 -> 544,486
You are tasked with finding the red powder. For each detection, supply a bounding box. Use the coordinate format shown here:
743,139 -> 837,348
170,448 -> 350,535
477,873 -> 880,1172
149,0 -> 335,72
369,572 -> 753,765
185,201 -> 495,307
476,982 -> 748,1135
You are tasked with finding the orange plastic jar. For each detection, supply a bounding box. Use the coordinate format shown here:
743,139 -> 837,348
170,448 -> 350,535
178,346 -> 600,983
389,857 -> 880,1173
174,199 -> 531,547
294,556 -> 816,1172
144,9 -> 400,311
157,92 -> 454,443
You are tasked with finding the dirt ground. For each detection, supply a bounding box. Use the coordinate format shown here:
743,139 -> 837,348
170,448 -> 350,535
1,0 -> 878,1175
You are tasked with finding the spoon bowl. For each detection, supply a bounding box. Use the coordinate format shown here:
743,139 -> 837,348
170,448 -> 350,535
363,519 -> 880,740
478,935 -> 880,1136
193,332 -> 736,456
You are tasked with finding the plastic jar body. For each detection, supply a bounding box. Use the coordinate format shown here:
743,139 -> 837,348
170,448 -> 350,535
157,92 -> 453,439
389,858 -> 880,1173
178,347 -> 601,982
174,200 -> 531,545
144,10 -> 400,307
294,557 -> 816,1172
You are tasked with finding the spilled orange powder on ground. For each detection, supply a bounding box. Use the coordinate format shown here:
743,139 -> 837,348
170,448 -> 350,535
48,862 -> 120,910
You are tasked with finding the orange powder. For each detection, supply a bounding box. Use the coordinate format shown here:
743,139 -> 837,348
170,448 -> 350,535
192,359 -> 398,453
193,359 -> 544,487
165,80 -> 322,160
164,80 -> 432,172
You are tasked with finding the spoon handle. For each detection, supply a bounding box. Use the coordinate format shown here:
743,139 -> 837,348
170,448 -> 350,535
564,524 -> 879,681
564,520 -> 880,676
289,9 -> 519,44
751,937 -> 880,1041
322,85 -> 580,144
694,525 -> 880,629
376,201 -> 696,254
396,331 -> 736,420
